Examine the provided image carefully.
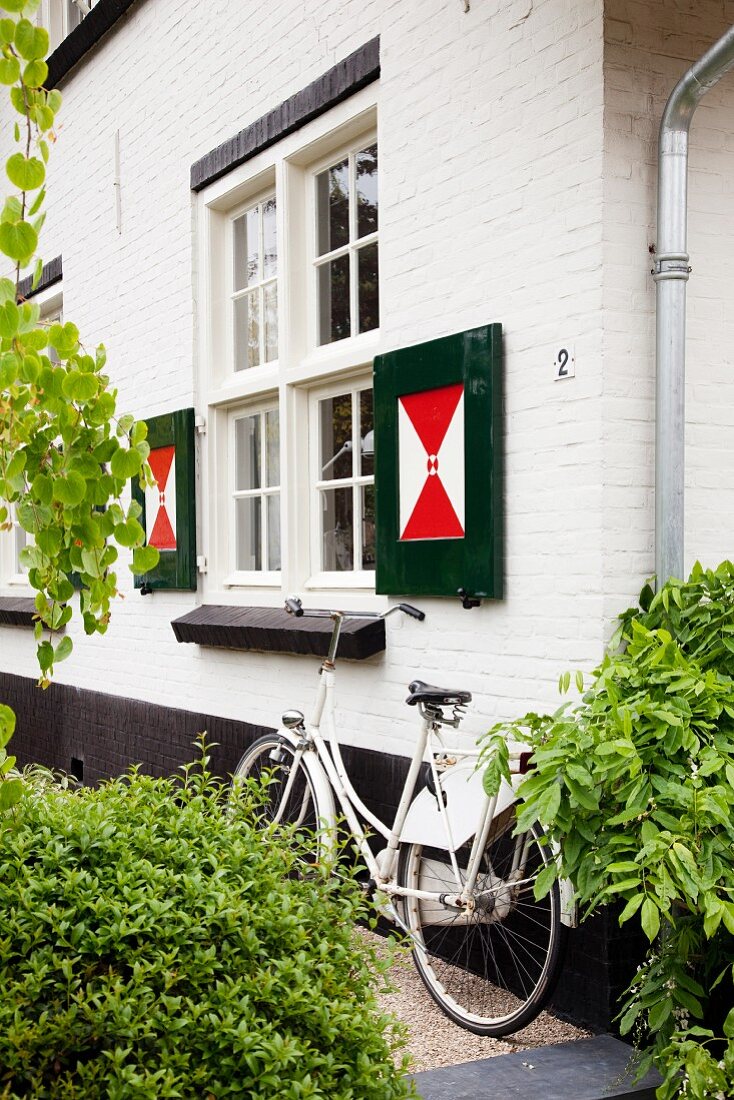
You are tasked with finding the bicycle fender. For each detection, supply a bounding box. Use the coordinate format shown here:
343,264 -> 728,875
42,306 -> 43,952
398,761 -> 517,853
399,763 -> 578,927
276,728 -> 338,855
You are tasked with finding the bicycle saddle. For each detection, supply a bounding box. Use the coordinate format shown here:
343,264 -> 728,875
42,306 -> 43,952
406,680 -> 472,707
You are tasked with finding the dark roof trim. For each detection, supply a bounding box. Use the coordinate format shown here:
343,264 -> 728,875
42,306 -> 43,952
191,36 -> 380,193
0,597 -> 37,628
46,0 -> 145,89
17,255 -> 62,302
172,604 -> 385,661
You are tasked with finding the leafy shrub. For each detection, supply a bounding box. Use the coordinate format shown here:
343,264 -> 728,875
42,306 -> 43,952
0,748 -> 413,1099
482,561 -> 734,1099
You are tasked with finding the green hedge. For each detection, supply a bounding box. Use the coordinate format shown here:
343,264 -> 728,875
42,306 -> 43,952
0,756 -> 413,1099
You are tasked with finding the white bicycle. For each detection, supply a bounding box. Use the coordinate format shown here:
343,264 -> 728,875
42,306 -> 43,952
232,598 -> 575,1036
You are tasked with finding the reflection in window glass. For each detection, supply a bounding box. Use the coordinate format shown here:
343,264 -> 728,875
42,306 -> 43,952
362,485 -> 376,571
357,242 -> 379,334
321,487 -> 353,571
235,414 -> 261,490
316,159 -> 349,256
359,390 -> 374,477
320,393 -> 352,481
232,408 -> 280,574
356,144 -> 378,238
232,196 -> 278,370
315,386 -> 374,574
236,496 -> 262,571
318,254 -> 350,345
315,144 -> 378,346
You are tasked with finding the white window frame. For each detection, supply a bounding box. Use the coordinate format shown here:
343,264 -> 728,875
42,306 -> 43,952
196,86 -> 381,605
0,283 -> 63,593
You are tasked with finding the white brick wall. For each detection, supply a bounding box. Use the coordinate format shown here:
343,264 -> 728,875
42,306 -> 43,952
602,0 -> 734,629
1,0 -> 632,761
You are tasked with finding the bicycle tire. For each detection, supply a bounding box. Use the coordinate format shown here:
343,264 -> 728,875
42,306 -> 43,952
231,733 -> 330,863
398,812 -> 566,1036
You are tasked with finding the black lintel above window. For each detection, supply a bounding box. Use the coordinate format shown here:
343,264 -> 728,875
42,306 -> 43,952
171,605 -> 385,661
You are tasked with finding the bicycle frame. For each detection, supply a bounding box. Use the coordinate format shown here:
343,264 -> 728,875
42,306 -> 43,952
277,609 -> 522,915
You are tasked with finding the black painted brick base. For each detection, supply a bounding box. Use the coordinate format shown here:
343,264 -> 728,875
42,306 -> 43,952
0,671 -> 646,1032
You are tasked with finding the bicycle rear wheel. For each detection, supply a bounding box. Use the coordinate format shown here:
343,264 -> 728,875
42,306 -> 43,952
232,734 -> 327,863
398,812 -> 566,1036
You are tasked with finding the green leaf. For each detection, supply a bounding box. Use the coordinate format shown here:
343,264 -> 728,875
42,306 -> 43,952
62,370 -> 98,402
723,1007 -> 734,1039
22,58 -> 47,87
14,18 -> 48,60
618,893 -> 644,924
110,447 -> 143,481
0,704 -> 16,749
54,636 -> 73,664
535,782 -> 562,825
52,471 -> 86,507
641,896 -> 660,942
0,218 -> 37,262
0,299 -> 19,338
36,640 -> 53,671
131,545 -> 159,575
0,55 -> 19,83
114,519 -> 143,548
533,860 -> 558,901
0,777 -> 23,812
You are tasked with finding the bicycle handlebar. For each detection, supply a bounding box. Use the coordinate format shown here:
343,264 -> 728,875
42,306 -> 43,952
284,597 -> 425,622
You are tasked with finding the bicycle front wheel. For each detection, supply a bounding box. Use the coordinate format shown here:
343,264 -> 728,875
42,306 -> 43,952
232,733 -> 327,863
398,812 -> 566,1036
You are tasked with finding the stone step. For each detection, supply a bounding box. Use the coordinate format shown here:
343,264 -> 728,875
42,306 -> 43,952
411,1035 -> 662,1100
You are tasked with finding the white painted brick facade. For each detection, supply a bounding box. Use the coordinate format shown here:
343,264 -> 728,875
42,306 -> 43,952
1,0 -> 731,761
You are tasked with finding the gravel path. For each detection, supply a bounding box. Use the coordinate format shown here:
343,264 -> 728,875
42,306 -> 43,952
362,930 -> 591,1073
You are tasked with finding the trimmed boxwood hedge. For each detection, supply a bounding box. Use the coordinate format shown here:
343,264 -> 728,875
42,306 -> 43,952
0,756 -> 414,1099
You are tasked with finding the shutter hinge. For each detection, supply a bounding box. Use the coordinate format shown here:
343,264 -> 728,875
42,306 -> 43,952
195,415 -> 206,435
196,555 -> 208,574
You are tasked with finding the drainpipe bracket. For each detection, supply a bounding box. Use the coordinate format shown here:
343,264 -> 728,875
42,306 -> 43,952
652,252 -> 691,281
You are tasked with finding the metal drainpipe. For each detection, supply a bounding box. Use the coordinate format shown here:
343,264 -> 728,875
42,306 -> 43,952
653,24 -> 734,586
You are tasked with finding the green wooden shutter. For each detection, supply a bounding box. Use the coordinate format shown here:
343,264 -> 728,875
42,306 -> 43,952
374,324 -> 502,600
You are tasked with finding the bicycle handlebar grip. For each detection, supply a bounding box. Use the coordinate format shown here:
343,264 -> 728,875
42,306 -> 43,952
398,603 -> 425,621
285,597 -> 304,617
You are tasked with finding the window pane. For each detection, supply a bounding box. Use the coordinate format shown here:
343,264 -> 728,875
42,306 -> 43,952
235,414 -> 261,491
359,389 -> 374,477
233,206 -> 260,292
263,281 -> 278,363
267,493 -> 281,571
356,144 -> 378,238
316,158 -> 349,256
357,242 -> 379,334
235,496 -> 262,571
264,408 -> 279,487
318,254 -> 350,345
321,487 -> 353,571
361,485 -> 376,571
320,393 -> 352,481
234,290 -> 260,370
262,197 -> 277,279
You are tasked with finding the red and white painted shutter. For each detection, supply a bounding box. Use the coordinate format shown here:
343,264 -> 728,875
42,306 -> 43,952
398,382 -> 465,541
145,445 -> 178,552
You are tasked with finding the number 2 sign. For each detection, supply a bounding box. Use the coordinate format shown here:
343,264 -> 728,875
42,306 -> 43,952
554,345 -> 575,380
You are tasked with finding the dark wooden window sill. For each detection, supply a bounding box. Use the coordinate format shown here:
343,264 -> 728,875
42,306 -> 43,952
171,605 -> 385,661
0,597 -> 37,628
